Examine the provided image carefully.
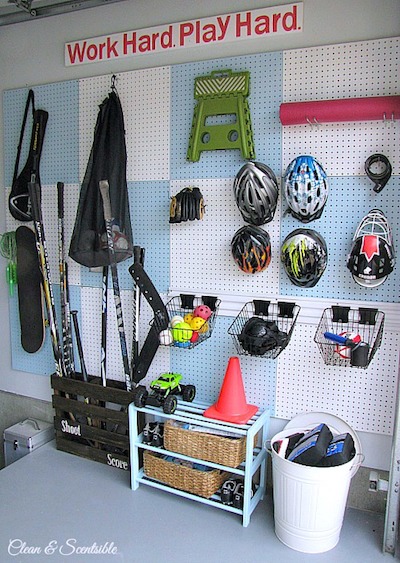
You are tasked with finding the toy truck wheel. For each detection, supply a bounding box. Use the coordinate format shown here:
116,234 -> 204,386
133,386 -> 148,408
163,395 -> 177,414
182,384 -> 196,402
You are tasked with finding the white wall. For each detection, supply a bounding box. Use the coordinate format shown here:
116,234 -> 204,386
0,0 -> 399,468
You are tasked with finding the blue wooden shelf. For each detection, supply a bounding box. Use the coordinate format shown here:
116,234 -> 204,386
129,400 -> 270,526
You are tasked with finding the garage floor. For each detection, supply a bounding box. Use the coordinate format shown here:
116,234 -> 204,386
0,443 -> 396,563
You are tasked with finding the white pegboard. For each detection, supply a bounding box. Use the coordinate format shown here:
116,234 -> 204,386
282,37 -> 400,176
275,323 -> 399,435
169,178 -> 281,296
282,121 -> 399,177
79,67 -> 170,183
283,38 -> 400,102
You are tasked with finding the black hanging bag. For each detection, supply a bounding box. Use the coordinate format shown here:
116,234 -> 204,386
9,90 -> 49,222
69,88 -> 133,268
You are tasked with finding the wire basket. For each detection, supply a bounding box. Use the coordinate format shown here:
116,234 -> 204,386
228,300 -> 300,359
314,306 -> 385,369
160,294 -> 220,349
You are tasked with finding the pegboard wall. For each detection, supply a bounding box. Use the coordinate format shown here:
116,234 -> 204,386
3,37 -> 400,436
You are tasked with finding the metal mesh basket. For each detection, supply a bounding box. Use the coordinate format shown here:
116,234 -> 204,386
314,306 -> 385,369
228,300 -> 300,359
161,294 -> 220,349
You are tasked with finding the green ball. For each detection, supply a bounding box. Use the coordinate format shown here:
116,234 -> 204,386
172,322 -> 193,342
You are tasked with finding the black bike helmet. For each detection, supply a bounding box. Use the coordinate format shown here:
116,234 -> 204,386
234,161 -> 279,225
231,225 -> 271,274
281,228 -> 328,287
347,209 -> 395,288
284,155 -> 329,222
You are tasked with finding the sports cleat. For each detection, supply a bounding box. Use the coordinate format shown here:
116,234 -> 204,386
151,422 -> 164,448
221,479 -> 237,505
233,481 -> 245,509
142,422 -> 157,444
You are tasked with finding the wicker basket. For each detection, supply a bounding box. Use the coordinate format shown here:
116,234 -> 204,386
143,450 -> 229,498
164,420 -> 253,468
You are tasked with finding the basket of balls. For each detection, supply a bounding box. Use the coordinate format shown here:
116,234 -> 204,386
159,294 -> 221,349
314,305 -> 385,369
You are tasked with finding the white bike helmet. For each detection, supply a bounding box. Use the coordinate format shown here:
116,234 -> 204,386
234,161 -> 279,225
347,209 -> 395,288
284,155 -> 329,222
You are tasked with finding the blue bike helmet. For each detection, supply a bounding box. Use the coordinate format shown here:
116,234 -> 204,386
284,155 -> 329,222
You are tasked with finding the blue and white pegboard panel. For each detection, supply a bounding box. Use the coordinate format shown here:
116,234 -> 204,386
170,51 -> 282,180
275,322 -> 400,435
281,38 -> 400,176
279,175 -> 400,303
79,67 -> 170,183
170,315 -> 277,413
169,177 -> 281,296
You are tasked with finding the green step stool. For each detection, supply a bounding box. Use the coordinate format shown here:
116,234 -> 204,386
187,69 -> 256,162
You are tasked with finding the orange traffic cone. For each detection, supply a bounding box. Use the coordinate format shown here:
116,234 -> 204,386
204,356 -> 258,424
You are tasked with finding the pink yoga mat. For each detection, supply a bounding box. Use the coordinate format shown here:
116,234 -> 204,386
279,96 -> 400,125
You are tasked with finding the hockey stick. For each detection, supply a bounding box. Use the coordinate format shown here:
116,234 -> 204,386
100,265 -> 108,387
57,181 -> 74,377
28,177 -> 67,379
131,246 -> 145,377
71,310 -> 88,382
99,180 -> 132,392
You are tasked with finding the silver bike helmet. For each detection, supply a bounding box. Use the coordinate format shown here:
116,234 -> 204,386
234,161 -> 279,225
347,209 -> 395,288
281,228 -> 328,287
284,155 -> 329,222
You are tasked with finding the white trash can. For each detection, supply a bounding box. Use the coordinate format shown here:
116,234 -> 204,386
270,412 -> 363,554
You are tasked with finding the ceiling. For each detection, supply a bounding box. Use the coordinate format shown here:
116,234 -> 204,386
0,0 -> 127,26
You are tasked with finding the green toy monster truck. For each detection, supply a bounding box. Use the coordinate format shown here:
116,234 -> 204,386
133,373 -> 196,414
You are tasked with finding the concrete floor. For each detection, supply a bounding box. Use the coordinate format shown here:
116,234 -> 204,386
0,442 -> 396,563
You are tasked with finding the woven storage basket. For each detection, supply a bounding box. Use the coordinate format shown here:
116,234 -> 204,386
143,450 -> 229,498
164,420 -> 254,468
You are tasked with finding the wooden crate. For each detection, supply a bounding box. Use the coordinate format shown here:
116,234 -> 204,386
51,374 -> 140,471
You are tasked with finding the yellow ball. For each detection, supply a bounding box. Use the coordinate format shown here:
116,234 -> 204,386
198,320 -> 209,334
184,312 -> 194,325
190,316 -> 206,331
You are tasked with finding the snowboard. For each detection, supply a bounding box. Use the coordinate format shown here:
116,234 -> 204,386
16,226 -> 45,353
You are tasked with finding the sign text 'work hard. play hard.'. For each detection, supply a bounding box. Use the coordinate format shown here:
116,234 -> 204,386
65,3 -> 303,66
